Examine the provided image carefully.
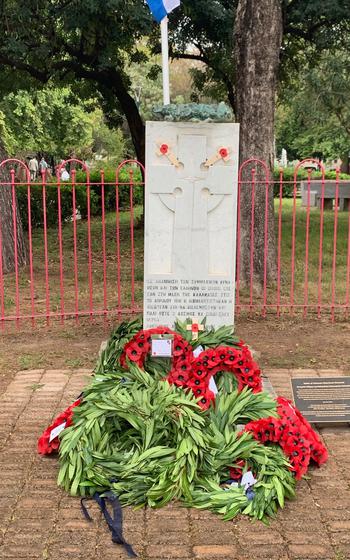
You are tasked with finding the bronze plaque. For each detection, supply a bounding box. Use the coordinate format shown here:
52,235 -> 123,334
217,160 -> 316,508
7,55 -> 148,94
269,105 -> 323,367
291,377 -> 350,424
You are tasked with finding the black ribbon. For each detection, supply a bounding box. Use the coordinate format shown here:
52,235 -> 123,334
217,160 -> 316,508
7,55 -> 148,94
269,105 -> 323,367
81,491 -> 137,557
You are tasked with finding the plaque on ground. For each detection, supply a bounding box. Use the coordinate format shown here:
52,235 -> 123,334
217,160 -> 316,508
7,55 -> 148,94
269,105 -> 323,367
143,121 -> 239,329
291,377 -> 350,423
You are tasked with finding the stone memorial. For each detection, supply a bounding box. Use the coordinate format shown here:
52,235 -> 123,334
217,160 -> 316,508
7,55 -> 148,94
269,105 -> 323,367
143,119 -> 239,328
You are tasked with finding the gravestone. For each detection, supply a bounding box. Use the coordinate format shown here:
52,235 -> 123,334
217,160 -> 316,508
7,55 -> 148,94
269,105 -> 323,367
143,121 -> 239,328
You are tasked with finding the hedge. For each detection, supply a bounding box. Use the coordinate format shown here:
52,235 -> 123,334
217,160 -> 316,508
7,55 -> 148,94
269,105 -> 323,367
272,167 -> 350,198
16,166 -> 144,230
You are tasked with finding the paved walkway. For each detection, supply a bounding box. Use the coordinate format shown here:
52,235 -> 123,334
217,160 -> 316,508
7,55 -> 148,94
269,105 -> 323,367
0,368 -> 349,560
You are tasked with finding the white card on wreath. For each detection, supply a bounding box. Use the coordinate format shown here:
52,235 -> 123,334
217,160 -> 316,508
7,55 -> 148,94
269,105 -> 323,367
209,376 -> 218,395
49,421 -> 66,442
241,471 -> 257,490
193,345 -> 204,358
151,338 -> 173,357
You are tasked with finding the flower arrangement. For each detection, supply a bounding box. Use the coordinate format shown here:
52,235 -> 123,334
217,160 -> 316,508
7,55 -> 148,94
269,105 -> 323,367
37,319 -> 327,523
245,396 -> 328,479
120,324 -> 261,410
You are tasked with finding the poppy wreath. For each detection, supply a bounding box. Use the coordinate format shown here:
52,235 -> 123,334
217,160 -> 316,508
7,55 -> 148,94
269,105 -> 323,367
120,325 -> 262,410
37,399 -> 81,455
37,319 -> 328,529
244,396 -> 328,479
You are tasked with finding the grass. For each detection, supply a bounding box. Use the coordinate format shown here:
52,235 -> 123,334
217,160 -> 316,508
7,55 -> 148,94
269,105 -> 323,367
0,199 -> 349,322
19,353 -> 46,370
276,199 -> 349,307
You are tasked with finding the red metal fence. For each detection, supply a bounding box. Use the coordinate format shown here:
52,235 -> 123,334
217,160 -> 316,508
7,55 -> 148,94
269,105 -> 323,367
0,157 -> 349,327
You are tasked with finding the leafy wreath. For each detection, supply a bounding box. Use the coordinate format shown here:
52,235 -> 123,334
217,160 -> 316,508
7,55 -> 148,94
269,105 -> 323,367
38,319 -> 327,523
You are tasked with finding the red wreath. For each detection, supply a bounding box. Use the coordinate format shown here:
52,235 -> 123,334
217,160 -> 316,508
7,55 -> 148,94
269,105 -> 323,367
244,396 -> 328,479
37,399 -> 81,455
120,326 -> 262,409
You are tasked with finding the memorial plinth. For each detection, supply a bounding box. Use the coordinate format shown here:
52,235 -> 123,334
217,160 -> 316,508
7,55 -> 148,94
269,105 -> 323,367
143,120 -> 239,328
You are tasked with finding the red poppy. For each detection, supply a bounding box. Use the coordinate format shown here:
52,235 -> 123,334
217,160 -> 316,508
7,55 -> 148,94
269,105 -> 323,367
200,349 -> 219,369
192,364 -> 208,380
173,337 -> 187,356
174,358 -> 192,373
38,399 -> 81,455
169,370 -> 190,387
216,347 -> 230,362
125,343 -> 144,363
197,389 -> 215,410
187,378 -> 208,395
229,459 -> 246,480
223,349 -> 242,367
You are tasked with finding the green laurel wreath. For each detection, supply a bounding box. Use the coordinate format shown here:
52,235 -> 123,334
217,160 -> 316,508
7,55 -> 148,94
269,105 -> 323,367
57,321 -> 295,522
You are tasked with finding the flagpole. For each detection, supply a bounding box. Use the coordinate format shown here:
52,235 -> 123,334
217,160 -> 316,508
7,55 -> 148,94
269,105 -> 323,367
160,16 -> 170,105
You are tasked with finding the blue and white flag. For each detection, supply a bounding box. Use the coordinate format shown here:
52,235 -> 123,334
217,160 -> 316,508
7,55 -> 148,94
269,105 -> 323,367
146,0 -> 180,23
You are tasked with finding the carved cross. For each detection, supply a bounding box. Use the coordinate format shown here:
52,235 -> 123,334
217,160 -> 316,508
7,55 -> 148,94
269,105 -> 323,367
151,134 -> 233,276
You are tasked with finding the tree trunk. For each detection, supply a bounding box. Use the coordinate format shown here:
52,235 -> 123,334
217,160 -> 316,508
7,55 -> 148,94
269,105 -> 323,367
108,71 -> 146,165
0,143 -> 27,273
234,0 -> 282,288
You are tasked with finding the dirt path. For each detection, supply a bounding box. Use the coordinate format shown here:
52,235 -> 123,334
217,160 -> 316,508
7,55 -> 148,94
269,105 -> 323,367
0,315 -> 349,395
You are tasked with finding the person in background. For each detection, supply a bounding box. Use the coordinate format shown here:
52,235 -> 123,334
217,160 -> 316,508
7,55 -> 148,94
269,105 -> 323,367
28,156 -> 39,181
39,157 -> 48,176
61,168 -> 70,181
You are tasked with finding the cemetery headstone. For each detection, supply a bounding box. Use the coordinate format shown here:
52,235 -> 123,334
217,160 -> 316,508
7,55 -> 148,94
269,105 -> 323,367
143,120 -> 239,328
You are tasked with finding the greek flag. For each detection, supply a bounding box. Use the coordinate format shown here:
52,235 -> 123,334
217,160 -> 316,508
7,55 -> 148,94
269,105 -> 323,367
146,0 -> 180,22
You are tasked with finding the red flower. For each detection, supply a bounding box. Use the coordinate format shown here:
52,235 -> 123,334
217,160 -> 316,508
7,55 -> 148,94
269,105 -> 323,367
173,358 -> 192,373
173,337 -> 188,357
216,347 -> 230,361
201,349 -> 220,369
229,459 -> 246,480
187,379 -> 208,395
192,363 -> 208,381
197,389 -> 215,410
223,349 -> 242,367
168,370 -> 190,387
38,399 -> 81,455
125,343 -> 143,362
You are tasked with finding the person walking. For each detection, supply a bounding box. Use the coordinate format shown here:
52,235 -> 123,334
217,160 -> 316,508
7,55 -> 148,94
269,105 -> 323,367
28,156 -> 39,181
39,157 -> 48,176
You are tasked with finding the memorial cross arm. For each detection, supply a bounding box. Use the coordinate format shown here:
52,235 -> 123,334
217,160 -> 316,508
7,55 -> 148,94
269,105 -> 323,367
156,142 -> 182,168
204,146 -> 231,168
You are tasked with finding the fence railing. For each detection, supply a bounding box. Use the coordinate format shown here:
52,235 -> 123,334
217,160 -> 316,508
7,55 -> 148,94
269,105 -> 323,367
0,157 -> 349,327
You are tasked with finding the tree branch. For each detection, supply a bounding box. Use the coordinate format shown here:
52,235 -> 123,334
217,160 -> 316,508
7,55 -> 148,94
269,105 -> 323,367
0,54 -> 48,82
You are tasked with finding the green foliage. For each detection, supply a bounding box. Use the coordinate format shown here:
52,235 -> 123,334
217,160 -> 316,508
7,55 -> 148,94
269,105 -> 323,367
0,0 -> 348,141
16,184 -> 99,230
273,166 -> 350,197
276,50 -> 350,161
16,165 -> 142,230
0,86 -> 125,161
75,164 -> 143,213
169,1 -> 350,107
57,321 -> 295,522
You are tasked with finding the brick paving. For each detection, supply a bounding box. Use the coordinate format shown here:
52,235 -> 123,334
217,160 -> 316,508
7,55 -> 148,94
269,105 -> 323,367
0,368 -> 349,560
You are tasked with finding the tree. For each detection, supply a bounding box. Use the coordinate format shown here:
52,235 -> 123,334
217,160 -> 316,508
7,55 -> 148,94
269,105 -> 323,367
0,1 -> 151,163
0,139 -> 27,274
233,0 -> 282,285
276,50 -> 350,171
0,87 -> 126,161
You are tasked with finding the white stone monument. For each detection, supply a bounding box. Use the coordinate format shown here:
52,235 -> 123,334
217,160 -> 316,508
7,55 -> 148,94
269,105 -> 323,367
143,121 -> 239,328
